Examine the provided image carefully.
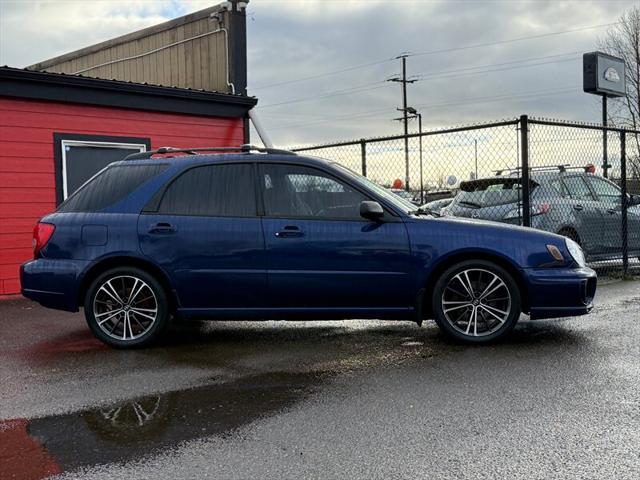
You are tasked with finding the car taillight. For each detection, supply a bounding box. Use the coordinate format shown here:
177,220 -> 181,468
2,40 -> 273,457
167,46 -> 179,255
533,202 -> 551,216
503,202 -> 550,221
33,222 -> 55,258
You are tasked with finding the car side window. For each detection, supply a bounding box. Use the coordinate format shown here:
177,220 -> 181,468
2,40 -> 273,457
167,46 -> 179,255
588,177 -> 621,204
549,179 -> 569,198
158,163 -> 256,217
561,176 -> 594,201
260,164 -> 369,220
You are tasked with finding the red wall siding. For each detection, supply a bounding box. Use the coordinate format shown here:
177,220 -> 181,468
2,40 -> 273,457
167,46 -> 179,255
0,97 -> 245,295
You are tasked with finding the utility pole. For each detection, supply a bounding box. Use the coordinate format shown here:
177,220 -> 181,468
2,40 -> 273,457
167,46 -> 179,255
388,54 -> 417,191
602,95 -> 609,178
417,112 -> 423,204
474,139 -> 478,179
395,107 -> 423,203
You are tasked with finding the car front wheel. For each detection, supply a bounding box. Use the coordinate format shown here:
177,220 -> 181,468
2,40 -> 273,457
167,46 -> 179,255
84,267 -> 170,348
432,260 -> 521,343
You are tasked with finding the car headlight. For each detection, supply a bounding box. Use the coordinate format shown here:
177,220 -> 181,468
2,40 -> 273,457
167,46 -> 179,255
565,238 -> 586,267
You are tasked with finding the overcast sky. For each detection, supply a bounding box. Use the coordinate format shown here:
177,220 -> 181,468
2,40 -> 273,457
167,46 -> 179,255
1,0 -> 638,147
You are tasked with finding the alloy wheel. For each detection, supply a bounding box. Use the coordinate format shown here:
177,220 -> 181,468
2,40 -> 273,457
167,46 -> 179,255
441,268 -> 512,337
92,275 -> 158,341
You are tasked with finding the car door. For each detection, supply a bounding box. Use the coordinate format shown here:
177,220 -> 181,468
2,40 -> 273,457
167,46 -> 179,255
587,175 -> 640,253
559,174 -> 605,255
138,163 -> 267,310
627,202 -> 640,252
258,162 -> 412,312
586,175 -> 621,253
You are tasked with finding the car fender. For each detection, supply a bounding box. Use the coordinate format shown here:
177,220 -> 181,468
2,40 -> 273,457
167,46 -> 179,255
76,251 -> 179,309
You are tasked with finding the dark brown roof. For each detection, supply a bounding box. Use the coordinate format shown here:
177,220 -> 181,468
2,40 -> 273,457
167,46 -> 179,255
0,66 -> 257,118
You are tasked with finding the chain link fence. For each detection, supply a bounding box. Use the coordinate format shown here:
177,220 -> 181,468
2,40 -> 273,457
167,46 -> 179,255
291,116 -> 640,279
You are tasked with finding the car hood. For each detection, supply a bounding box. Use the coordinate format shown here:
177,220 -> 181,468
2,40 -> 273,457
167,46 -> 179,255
406,215 -> 571,268
431,214 -> 551,234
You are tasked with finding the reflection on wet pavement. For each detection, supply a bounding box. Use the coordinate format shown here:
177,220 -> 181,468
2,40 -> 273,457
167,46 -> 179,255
1,371 -> 325,478
1,311 -> 443,479
0,319 -> 585,479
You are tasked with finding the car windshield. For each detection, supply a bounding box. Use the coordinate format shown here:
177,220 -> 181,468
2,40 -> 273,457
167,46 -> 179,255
456,178 -> 537,208
332,163 -> 416,213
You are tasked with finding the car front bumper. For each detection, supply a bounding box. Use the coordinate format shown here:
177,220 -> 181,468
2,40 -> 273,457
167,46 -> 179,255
20,258 -> 90,312
523,266 -> 597,320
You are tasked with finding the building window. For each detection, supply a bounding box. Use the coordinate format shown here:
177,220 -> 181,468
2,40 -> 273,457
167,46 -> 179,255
53,133 -> 151,204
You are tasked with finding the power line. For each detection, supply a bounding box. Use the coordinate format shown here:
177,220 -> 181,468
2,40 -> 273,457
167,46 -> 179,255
415,56 -> 581,81
250,21 -> 616,92
260,81 -> 387,108
268,86 -> 580,130
251,58 -> 394,90
413,51 -> 582,79
259,51 -> 582,111
259,110 -> 339,119
409,22 -> 619,57
400,86 -> 581,116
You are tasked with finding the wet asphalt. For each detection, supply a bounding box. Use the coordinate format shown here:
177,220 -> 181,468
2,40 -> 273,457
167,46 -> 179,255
1,281 -> 639,480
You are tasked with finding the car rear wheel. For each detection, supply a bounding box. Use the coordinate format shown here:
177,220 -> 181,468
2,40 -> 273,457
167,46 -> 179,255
432,260 -> 521,343
84,267 -> 170,348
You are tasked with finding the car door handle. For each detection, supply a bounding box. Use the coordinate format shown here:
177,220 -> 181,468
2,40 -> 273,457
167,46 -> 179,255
606,208 -> 618,215
275,226 -> 303,238
573,205 -> 584,211
148,222 -> 176,234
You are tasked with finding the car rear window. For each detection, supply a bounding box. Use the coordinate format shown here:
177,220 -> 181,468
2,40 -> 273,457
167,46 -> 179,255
457,178 -> 536,208
58,164 -> 167,213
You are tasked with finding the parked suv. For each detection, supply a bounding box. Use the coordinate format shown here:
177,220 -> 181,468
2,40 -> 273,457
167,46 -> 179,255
442,165 -> 640,261
22,146 -> 596,348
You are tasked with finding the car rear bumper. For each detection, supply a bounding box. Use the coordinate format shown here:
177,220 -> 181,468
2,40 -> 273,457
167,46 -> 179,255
523,266 -> 597,320
20,259 -> 89,312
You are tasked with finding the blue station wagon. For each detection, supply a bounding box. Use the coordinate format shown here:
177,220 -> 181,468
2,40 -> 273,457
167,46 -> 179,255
21,145 -> 597,348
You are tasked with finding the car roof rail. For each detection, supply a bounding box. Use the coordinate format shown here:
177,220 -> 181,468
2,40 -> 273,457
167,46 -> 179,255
494,165 -> 572,175
557,165 -> 597,173
123,144 -> 296,161
494,164 -> 597,176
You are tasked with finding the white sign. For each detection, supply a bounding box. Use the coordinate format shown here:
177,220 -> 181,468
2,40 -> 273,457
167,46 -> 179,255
603,67 -> 620,83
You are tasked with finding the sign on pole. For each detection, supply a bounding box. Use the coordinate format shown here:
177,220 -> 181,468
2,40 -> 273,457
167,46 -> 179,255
583,52 -> 626,98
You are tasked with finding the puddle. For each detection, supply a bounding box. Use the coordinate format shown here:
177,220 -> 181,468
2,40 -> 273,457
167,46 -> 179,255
0,371 -> 325,479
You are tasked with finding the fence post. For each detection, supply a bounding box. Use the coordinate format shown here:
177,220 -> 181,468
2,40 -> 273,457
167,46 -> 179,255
360,139 -> 367,177
520,115 -> 531,227
620,130 -> 629,277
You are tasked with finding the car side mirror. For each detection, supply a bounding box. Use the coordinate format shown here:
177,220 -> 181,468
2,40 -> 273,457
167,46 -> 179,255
360,201 -> 384,221
628,194 -> 640,206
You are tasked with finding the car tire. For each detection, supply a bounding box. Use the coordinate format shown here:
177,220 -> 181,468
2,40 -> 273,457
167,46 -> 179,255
558,228 -> 581,246
432,260 -> 521,343
84,267 -> 170,348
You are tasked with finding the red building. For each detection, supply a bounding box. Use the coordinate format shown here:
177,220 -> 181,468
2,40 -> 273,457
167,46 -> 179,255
0,66 -> 256,295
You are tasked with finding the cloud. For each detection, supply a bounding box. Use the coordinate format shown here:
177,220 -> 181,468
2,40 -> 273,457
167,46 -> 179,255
1,0 -> 636,147
244,0 -> 638,146
0,1 -> 174,66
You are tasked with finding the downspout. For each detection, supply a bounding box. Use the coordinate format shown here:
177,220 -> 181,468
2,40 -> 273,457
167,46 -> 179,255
249,109 -> 274,148
210,12 -> 235,95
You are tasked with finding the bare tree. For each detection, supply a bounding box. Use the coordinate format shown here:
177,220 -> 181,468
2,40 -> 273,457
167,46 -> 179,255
598,7 -> 640,177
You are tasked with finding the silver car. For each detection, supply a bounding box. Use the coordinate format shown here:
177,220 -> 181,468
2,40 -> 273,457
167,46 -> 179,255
442,167 -> 640,261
